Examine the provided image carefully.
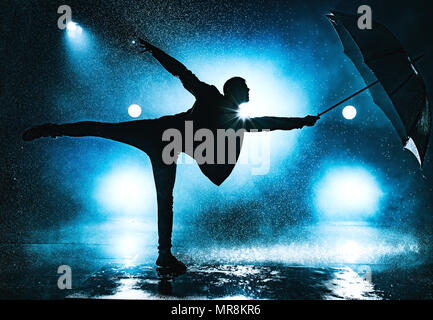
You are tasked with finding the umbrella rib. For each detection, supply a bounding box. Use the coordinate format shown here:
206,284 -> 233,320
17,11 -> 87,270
404,54 -> 427,140
365,49 -> 405,64
390,72 -> 415,96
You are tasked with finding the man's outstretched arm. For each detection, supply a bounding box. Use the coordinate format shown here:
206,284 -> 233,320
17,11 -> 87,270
139,38 -> 208,98
239,115 -> 319,131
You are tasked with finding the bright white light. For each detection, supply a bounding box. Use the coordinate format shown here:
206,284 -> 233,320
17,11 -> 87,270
187,224 -> 420,265
64,21 -> 88,52
314,166 -> 383,219
188,56 -> 309,177
342,105 -> 357,120
128,104 -> 142,118
118,236 -> 140,258
66,21 -> 82,36
193,56 -> 307,120
94,166 -> 155,215
338,240 -> 363,263
67,21 -> 77,31
237,103 -> 251,119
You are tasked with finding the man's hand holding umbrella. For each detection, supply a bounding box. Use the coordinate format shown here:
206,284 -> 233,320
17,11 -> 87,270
303,115 -> 320,127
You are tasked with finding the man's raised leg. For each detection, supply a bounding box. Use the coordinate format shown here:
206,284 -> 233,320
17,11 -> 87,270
22,121 -> 146,146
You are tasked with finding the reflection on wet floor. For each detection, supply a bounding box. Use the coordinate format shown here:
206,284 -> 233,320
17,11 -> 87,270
1,222 -> 432,299
68,264 -> 381,300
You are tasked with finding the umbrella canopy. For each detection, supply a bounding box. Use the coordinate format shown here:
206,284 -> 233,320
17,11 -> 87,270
326,11 -> 431,166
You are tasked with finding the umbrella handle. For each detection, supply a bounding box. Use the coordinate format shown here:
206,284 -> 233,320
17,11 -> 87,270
318,80 -> 379,117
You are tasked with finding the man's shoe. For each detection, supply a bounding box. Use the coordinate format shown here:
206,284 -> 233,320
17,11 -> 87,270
156,252 -> 187,272
22,124 -> 61,141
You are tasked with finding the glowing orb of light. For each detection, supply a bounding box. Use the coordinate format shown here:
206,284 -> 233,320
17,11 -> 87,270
128,104 -> 142,118
237,103 -> 251,119
117,236 -> 140,258
67,21 -> 77,31
94,166 -> 155,215
66,21 -> 82,35
314,166 -> 383,220
342,105 -> 357,120
64,21 -> 87,51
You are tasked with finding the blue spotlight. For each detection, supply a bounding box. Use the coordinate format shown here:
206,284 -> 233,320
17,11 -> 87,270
314,166 -> 383,220
188,55 -> 309,165
94,165 -> 156,215
64,21 -> 89,52
66,21 -> 82,35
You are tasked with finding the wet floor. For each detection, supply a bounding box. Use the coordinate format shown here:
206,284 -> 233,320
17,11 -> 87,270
1,249 -> 432,300
1,222 -> 432,300
68,264 -> 383,300
69,263 -> 433,300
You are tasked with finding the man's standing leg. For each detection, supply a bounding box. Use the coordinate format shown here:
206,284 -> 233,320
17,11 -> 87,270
150,154 -> 186,272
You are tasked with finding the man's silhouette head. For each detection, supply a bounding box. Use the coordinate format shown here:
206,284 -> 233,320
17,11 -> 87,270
223,77 -> 250,105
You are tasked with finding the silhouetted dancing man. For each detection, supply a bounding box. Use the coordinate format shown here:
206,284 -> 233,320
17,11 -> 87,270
23,39 -> 319,272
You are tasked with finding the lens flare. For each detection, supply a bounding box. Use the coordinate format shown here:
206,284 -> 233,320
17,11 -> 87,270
237,103 -> 251,119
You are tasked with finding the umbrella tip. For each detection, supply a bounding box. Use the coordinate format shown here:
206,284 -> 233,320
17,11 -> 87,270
404,137 -> 423,167
325,12 -> 337,23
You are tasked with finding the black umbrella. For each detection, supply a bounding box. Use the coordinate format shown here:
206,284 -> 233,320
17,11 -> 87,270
320,11 -> 431,166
